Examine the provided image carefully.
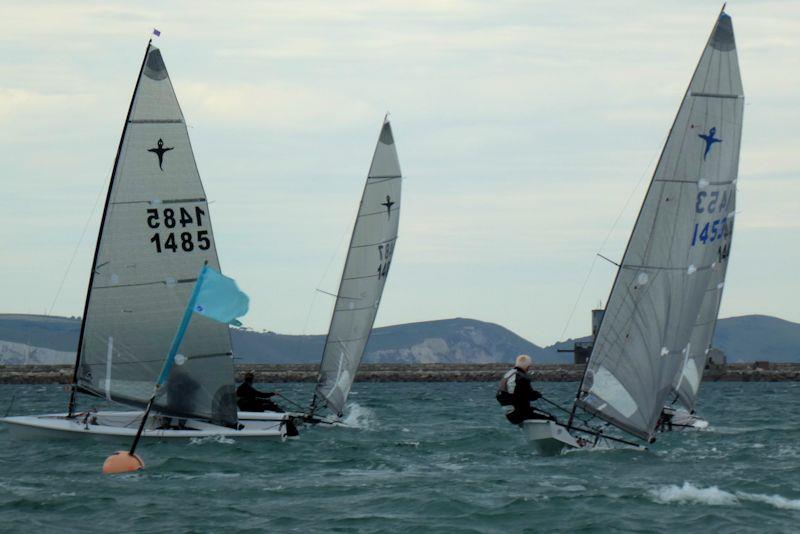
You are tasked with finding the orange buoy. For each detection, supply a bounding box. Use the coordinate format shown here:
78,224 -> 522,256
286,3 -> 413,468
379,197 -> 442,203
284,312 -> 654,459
102,451 -> 145,474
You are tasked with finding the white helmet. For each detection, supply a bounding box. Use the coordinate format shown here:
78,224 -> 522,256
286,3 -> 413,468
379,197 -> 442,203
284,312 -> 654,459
515,354 -> 533,370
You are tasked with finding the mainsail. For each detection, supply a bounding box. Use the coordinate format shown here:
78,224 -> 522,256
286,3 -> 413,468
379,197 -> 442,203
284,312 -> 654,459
575,12 -> 743,441
314,119 -> 402,415
71,43 -> 237,426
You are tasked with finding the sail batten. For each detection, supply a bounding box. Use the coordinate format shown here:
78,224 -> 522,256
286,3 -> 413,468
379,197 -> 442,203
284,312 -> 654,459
128,119 -> 185,124
689,92 -> 741,99
314,120 -> 402,415
74,44 -> 237,426
575,11 -> 743,441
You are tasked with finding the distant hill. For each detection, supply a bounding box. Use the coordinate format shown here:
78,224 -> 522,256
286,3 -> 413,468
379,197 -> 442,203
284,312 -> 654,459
1,313 -> 798,365
0,314 -> 80,353
540,314 -> 800,364
713,315 -> 800,363
362,318 -> 546,364
0,314 -> 545,365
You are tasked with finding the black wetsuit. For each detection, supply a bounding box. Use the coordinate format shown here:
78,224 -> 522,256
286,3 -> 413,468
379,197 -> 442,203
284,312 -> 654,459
496,366 -> 549,425
236,382 -> 282,413
657,409 -> 674,432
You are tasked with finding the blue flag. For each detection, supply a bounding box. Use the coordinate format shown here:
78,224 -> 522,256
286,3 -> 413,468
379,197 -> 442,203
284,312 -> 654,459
193,266 -> 249,326
155,265 -> 248,387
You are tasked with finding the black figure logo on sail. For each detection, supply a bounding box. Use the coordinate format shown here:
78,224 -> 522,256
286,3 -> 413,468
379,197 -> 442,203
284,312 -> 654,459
148,138 -> 174,171
698,127 -> 722,160
381,195 -> 395,219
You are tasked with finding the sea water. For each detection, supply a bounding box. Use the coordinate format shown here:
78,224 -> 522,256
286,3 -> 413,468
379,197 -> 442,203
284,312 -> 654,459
1,381 -> 798,532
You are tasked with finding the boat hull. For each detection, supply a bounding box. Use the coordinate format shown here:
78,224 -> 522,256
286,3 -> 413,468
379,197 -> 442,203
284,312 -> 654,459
0,411 -> 287,441
521,420 -> 642,454
660,407 -> 709,431
521,420 -> 581,455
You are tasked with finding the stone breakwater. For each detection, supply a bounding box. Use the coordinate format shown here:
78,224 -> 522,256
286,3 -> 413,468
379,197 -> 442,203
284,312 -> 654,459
2,363 -> 800,384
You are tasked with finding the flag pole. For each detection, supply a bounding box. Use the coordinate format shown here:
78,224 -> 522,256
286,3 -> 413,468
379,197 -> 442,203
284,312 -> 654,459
102,263 -> 209,474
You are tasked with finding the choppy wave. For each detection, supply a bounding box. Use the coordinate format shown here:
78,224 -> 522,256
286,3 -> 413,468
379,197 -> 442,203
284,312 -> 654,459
649,482 -> 800,511
737,491 -> 800,511
649,482 -> 738,505
3,382 -> 800,531
341,402 -> 378,430
188,434 -> 236,445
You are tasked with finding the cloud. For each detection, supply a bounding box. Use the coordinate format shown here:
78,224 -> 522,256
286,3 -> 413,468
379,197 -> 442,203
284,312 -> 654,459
0,89 -> 92,122
2,0 -> 799,341
179,82 -> 373,130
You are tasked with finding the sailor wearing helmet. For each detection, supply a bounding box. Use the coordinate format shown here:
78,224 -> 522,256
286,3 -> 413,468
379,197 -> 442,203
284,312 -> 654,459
496,355 -> 550,425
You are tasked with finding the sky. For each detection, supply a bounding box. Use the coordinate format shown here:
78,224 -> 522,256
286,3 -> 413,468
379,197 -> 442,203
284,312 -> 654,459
0,1 -> 797,347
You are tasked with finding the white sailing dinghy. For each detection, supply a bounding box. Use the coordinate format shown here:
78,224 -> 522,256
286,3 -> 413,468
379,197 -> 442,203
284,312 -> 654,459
1,41 -> 288,441
309,118 -> 402,420
525,9 -> 743,454
237,117 -> 402,427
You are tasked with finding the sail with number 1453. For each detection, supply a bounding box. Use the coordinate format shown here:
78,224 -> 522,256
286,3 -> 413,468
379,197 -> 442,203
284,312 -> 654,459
524,8 -> 744,453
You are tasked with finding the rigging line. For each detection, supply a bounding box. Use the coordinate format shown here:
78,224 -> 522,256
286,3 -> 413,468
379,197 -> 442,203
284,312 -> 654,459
300,292 -> 319,338
596,254 -> 620,267
274,392 -> 307,412
539,396 -> 574,416
46,168 -> 111,316
557,131 -> 669,342
3,394 -> 16,417
316,288 -> 360,301
569,423 -> 645,449
540,396 -> 596,427
301,222 -> 352,336
274,393 -> 338,424
123,414 -> 143,428
304,413 -> 341,426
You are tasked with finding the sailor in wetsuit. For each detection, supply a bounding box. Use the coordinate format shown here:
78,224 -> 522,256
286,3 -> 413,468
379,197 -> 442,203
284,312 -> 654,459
496,355 -> 551,425
657,409 -> 674,432
236,371 -> 283,413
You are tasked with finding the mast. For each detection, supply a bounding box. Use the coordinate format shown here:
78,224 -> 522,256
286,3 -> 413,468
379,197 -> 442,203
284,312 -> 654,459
68,40 -> 152,416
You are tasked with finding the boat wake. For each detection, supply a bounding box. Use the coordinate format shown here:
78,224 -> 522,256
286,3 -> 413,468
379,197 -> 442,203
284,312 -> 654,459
341,403 -> 378,430
739,490 -> 800,511
188,434 -> 236,446
649,482 -> 800,510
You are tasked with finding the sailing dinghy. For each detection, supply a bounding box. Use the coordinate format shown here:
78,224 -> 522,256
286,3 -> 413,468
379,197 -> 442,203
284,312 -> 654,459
1,41 -> 288,441
235,118 -> 402,428
307,117 -> 402,420
525,9 -> 743,454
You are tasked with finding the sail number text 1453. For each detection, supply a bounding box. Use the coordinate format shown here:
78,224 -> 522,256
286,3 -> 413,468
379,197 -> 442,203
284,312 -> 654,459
691,190 -> 733,247
377,241 -> 394,279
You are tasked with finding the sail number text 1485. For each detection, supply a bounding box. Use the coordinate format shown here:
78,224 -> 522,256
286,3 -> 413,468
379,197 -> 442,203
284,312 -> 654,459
146,206 -> 211,253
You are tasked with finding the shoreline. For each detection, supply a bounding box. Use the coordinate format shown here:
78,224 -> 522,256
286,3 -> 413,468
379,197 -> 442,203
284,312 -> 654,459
1,363 -> 799,384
